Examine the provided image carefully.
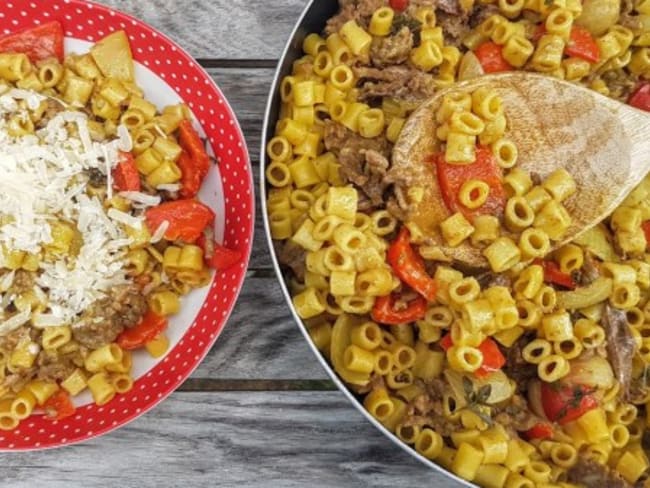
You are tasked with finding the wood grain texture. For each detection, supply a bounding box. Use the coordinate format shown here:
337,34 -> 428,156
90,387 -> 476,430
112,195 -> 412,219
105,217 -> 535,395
203,67 -> 276,270
206,67 -> 274,167
98,0 -> 310,59
190,276 -> 328,380
1,392 -> 459,488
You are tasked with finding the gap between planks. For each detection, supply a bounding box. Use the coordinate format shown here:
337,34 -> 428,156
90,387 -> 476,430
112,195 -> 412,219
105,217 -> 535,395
197,59 -> 278,69
178,378 -> 337,392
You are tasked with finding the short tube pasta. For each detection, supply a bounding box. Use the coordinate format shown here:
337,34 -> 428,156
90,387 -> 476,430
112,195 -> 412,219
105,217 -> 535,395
264,5 -> 650,485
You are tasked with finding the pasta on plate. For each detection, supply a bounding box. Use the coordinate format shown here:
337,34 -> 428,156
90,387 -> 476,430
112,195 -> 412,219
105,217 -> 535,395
266,0 -> 650,485
0,21 -> 239,430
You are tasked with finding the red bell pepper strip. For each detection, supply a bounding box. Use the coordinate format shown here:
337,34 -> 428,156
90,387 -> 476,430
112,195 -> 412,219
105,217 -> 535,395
197,234 -> 242,270
386,227 -> 437,302
540,382 -> 598,425
535,259 -> 576,289
629,82 -> 650,112
112,151 -> 141,192
371,293 -> 427,325
435,146 -> 506,221
389,0 -> 409,11
474,42 -> 512,73
177,120 -> 210,198
439,335 -> 506,378
176,150 -> 202,198
117,310 -> 168,350
145,199 -> 215,243
178,119 -> 210,173
523,422 -> 554,440
439,333 -> 453,350
43,390 -> 75,421
565,26 -> 600,63
0,21 -> 64,62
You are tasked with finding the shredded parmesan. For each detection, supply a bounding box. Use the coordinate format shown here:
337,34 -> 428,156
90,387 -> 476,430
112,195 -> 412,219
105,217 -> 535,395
0,89 -> 143,324
157,183 -> 181,192
107,208 -> 144,229
0,271 -> 15,292
32,313 -> 66,328
116,124 -> 133,152
150,220 -> 170,244
118,191 -> 161,207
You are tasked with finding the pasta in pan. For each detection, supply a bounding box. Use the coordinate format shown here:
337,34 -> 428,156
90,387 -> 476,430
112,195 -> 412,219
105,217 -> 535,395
0,22 -> 239,428
267,0 -> 650,485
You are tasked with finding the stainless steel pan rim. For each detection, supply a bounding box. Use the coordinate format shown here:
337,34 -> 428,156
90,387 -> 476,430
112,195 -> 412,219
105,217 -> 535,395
260,1 -> 472,485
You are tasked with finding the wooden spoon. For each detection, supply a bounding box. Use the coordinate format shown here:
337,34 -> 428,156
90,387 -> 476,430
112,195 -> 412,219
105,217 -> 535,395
390,72 -> 649,269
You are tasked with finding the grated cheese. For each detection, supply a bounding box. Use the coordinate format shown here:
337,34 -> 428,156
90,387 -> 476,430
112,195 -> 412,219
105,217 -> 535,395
118,191 -> 161,207
156,183 -> 181,192
150,220 -> 169,244
0,270 -> 15,292
107,208 -> 144,229
0,89 -> 144,325
32,313 -> 66,328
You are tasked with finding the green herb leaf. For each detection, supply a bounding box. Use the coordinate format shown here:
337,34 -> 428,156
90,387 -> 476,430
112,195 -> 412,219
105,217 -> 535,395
477,384 -> 492,403
463,376 -> 474,397
390,15 -> 422,38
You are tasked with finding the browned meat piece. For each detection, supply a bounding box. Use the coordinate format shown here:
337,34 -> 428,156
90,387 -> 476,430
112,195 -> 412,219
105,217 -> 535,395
475,272 -> 512,288
323,120 -> 392,208
37,351 -> 77,382
628,377 -> 649,405
370,26 -> 413,67
275,240 -> 307,281
0,327 -> 29,353
356,0 -> 388,18
469,3 -> 501,28
325,4 -> 357,36
404,387 -> 461,436
386,197 -> 409,221
437,11 -> 472,43
9,270 -> 35,295
567,458 -> 631,488
35,99 -> 65,129
469,3 -> 500,27
493,393 -> 541,432
437,0 -> 462,15
620,13 -> 642,30
603,304 -> 636,399
355,65 -> 438,102
602,70 -> 638,102
622,0 -> 635,14
72,286 -> 147,349
87,168 -> 106,187
502,332 -> 537,393
357,193 -> 375,212
574,251 -> 601,287
325,0 -> 386,34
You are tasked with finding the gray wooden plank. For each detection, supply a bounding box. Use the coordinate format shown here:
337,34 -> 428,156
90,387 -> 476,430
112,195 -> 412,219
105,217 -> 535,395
2,391 -> 459,488
97,0 -> 309,59
203,67 -> 278,270
190,276 -> 329,380
206,67 -> 274,168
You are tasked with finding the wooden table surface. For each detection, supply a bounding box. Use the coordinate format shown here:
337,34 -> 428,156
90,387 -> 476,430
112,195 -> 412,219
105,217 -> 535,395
4,1 -> 460,486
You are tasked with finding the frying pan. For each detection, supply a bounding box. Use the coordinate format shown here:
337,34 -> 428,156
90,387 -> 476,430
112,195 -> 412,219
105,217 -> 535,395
261,1 -> 473,485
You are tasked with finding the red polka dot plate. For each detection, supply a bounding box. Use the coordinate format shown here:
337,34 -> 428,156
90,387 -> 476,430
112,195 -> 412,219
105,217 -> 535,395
0,0 -> 254,450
